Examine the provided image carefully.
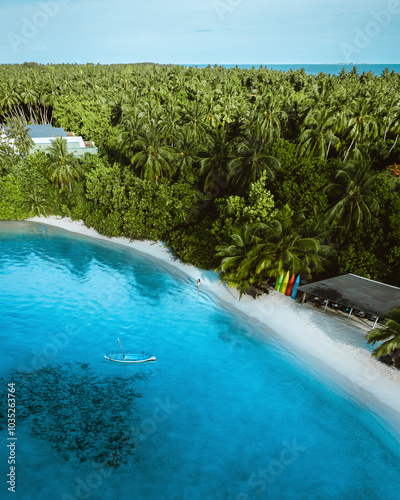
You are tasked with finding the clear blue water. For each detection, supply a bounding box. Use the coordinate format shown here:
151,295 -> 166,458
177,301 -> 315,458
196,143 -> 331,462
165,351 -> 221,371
186,63 -> 400,76
1,221 -> 400,500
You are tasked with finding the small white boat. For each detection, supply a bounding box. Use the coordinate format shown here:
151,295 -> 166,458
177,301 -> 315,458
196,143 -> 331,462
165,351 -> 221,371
104,339 -> 156,364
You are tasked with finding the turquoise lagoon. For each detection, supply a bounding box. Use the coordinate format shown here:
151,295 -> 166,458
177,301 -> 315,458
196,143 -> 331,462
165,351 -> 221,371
1,221 -> 400,500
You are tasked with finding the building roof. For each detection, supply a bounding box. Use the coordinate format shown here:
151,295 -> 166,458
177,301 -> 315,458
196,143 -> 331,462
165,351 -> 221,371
297,274 -> 400,318
2,123 -> 97,157
22,124 -> 98,157
25,124 -> 67,138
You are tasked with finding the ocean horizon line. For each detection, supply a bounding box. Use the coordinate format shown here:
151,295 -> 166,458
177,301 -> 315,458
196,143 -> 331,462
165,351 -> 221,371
181,62 -> 400,76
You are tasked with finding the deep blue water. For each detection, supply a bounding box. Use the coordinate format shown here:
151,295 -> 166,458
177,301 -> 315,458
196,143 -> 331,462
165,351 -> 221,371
186,63 -> 400,76
1,221 -> 400,500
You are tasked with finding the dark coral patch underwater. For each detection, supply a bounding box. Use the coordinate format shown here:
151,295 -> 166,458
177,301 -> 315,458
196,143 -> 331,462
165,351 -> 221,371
0,363 -> 150,468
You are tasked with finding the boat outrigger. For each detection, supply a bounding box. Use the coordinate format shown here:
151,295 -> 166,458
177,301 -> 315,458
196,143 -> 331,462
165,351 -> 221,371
104,339 -> 156,364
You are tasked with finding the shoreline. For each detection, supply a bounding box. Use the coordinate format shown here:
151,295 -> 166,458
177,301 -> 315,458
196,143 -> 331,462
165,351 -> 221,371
24,216 -> 400,434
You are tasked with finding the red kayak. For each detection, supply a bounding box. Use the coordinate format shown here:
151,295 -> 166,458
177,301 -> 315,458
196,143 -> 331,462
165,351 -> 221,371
285,274 -> 295,296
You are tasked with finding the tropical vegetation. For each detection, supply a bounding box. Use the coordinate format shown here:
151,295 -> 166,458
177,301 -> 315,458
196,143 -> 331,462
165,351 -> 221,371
366,307 -> 400,367
1,62 -> 400,293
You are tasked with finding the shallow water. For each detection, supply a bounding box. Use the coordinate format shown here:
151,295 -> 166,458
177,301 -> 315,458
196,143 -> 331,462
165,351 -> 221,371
1,221 -> 400,500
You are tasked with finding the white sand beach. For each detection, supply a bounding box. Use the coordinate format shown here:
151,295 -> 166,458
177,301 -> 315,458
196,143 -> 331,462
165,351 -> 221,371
27,216 -> 400,434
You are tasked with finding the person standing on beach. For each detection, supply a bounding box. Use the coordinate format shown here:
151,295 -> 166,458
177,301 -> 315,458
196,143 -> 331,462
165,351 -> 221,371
197,279 -> 200,289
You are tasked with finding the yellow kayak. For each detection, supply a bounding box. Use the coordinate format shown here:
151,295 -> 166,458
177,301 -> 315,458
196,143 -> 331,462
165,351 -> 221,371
280,271 -> 290,294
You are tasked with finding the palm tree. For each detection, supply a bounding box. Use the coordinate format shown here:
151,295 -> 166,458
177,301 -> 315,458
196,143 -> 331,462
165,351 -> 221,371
38,91 -> 55,124
325,161 -> 379,235
22,187 -> 49,216
4,116 -> 34,155
215,208 -> 332,294
182,100 -> 208,142
46,137 -> 81,191
252,207 -> 330,280
158,98 -> 181,146
131,124 -> 175,183
0,141 -> 17,175
366,307 -> 400,365
136,95 -> 162,125
388,108 -> 400,153
331,88 -> 352,138
174,129 -> 199,181
255,93 -> 286,143
377,96 -> 400,142
118,107 -> 140,158
198,128 -> 234,194
215,223 -> 265,295
0,88 -> 18,118
342,97 -> 378,162
296,80 -> 332,118
228,126 -> 280,190
298,107 -> 338,160
20,87 -> 38,123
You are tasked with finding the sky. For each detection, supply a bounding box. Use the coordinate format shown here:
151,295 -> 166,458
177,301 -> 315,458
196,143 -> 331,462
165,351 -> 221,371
0,0 -> 399,65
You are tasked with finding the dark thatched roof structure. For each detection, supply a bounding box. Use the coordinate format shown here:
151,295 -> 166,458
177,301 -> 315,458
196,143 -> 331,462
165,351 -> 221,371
297,274 -> 400,318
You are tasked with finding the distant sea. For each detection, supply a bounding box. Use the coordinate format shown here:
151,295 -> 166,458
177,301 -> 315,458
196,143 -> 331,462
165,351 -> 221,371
187,63 -> 400,76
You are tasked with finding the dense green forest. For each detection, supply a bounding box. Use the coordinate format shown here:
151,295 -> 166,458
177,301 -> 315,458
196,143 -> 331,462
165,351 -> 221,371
1,63 -> 400,293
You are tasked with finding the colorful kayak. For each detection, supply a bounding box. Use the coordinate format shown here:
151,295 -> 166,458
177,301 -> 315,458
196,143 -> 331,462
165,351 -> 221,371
280,271 -> 290,294
285,274 -> 295,296
290,275 -> 301,299
275,272 -> 284,291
